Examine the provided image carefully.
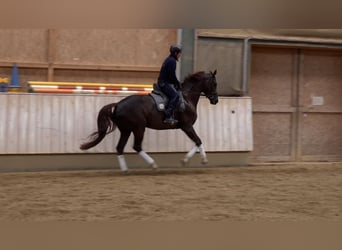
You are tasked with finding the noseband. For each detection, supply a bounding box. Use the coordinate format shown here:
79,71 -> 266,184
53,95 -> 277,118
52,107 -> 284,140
204,76 -> 217,103
206,93 -> 217,102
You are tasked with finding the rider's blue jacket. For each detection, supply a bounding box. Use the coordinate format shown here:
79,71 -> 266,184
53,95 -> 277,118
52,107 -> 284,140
157,54 -> 180,89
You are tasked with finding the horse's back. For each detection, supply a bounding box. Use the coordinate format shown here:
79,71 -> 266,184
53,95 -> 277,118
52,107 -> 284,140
115,94 -> 154,116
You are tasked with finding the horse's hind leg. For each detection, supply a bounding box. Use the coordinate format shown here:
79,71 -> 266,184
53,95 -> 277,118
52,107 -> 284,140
116,131 -> 131,171
132,128 -> 158,170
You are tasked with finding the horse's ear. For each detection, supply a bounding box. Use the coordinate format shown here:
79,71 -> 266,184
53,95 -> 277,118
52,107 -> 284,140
212,70 -> 217,76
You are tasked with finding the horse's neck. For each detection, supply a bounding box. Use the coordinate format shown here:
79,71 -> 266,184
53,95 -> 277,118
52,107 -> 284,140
182,85 -> 201,108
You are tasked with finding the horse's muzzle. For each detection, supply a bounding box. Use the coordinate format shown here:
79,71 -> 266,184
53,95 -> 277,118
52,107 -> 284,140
208,95 -> 218,105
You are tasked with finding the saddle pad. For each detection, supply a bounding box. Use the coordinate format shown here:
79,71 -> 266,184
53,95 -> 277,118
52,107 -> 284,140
150,83 -> 185,112
150,92 -> 168,111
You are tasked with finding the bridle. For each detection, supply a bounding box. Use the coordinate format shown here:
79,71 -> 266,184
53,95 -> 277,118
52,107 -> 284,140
203,74 -> 218,104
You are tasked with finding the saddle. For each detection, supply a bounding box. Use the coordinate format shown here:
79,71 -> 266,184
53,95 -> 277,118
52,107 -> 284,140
149,84 -> 186,112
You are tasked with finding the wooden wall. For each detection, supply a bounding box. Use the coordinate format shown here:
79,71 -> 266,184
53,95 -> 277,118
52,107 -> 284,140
195,30 -> 342,162
299,49 -> 342,161
0,94 -> 253,154
249,45 -> 342,162
1,29 -> 341,163
0,29 -> 177,90
0,30 -> 48,63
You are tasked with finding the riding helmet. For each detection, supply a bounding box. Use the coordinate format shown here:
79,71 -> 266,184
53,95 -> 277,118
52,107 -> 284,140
170,44 -> 182,55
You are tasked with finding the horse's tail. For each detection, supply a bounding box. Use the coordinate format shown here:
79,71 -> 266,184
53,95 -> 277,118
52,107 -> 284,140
80,103 -> 117,150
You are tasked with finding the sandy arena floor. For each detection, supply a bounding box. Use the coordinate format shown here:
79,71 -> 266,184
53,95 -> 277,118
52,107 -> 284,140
0,163 -> 341,221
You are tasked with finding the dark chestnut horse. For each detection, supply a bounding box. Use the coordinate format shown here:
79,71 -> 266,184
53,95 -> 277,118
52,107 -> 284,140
80,70 -> 218,171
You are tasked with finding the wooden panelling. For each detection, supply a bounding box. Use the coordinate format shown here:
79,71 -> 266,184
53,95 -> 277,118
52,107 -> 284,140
0,29 -> 177,85
249,47 -> 296,107
301,113 -> 342,157
249,46 -> 297,161
54,29 -> 176,66
0,29 -> 48,63
300,49 -> 342,112
253,113 -> 292,157
53,69 -> 158,85
250,45 -> 342,162
0,94 -> 253,154
299,49 -> 342,160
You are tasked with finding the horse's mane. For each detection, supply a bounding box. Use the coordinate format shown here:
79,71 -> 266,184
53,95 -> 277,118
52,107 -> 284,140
183,71 -> 206,84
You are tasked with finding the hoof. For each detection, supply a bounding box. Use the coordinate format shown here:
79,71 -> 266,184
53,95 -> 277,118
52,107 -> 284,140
181,159 -> 189,167
120,170 -> 130,175
201,159 -> 208,165
151,162 -> 159,170
152,167 -> 160,172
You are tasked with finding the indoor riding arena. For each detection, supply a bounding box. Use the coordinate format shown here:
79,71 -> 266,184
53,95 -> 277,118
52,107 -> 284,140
0,29 -> 341,222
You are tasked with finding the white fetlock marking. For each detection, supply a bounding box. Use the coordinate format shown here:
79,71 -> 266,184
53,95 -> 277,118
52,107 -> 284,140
117,155 -> 128,171
198,144 -> 208,162
183,146 -> 198,165
139,151 -> 155,165
186,146 -> 198,159
151,162 -> 159,170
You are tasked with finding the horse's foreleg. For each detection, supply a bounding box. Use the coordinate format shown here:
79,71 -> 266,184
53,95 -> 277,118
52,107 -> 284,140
181,126 -> 208,166
198,144 -> 208,164
182,145 -> 208,166
182,146 -> 198,166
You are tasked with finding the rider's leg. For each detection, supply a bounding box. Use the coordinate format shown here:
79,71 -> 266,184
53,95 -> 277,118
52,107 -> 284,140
160,83 -> 179,123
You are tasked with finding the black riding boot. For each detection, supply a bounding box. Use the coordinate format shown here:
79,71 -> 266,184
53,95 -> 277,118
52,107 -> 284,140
158,82 -> 179,125
163,109 -> 178,124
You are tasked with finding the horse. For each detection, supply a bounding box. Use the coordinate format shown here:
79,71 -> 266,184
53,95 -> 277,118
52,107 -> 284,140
80,70 -> 218,171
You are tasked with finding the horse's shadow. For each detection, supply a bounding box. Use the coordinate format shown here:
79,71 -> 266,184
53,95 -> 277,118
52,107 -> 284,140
58,167 -> 212,178
115,167 -> 211,177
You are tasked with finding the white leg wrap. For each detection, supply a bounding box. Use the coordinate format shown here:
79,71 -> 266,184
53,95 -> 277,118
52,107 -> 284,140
117,155 -> 128,171
198,144 -> 207,160
186,146 -> 198,159
139,151 -> 155,165
199,144 -> 208,164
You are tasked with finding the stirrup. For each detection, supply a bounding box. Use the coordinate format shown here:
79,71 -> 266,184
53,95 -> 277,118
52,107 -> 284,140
163,117 -> 178,124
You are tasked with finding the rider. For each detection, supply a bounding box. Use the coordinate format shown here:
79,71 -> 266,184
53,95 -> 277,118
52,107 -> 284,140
157,44 -> 182,124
